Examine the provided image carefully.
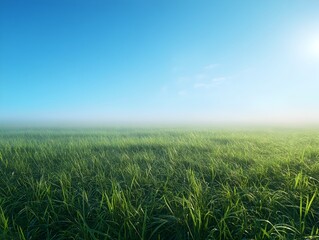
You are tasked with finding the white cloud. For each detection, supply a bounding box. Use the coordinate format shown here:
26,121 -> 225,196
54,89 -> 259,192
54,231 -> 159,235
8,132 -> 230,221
194,77 -> 227,89
176,76 -> 190,83
160,86 -> 168,93
194,74 -> 207,81
194,83 -> 213,89
204,63 -> 219,70
178,90 -> 188,96
172,62 -> 230,93
212,77 -> 226,82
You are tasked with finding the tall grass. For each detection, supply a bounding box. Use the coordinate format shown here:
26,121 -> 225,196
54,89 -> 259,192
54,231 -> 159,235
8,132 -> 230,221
0,128 -> 319,239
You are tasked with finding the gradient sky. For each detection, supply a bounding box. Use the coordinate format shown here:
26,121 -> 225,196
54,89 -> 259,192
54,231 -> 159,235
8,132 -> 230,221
1,0 -> 319,124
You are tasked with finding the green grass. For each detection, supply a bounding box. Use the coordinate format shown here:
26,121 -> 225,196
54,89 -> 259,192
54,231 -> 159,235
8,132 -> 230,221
0,128 -> 319,239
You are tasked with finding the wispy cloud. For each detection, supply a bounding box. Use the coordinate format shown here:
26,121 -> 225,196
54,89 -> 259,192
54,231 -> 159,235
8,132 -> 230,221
160,86 -> 168,93
178,90 -> 188,96
193,83 -> 212,89
211,77 -> 226,83
173,62 -> 230,94
176,76 -> 190,83
194,77 -> 227,89
204,63 -> 219,70
194,74 -> 207,81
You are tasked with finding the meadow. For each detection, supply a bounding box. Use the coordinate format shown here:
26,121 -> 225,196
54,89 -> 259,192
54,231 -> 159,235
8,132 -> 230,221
0,127 -> 318,239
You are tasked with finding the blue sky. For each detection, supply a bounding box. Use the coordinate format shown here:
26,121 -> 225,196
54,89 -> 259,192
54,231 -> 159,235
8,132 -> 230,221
1,0 -> 319,125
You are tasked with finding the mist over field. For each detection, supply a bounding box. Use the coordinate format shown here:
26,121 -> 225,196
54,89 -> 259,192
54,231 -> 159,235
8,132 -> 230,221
0,128 -> 319,239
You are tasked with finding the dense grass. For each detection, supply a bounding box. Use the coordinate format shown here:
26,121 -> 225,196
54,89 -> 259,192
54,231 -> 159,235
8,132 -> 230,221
0,128 -> 319,239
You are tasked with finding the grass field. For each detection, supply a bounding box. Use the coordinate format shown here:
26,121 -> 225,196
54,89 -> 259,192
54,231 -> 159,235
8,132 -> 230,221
0,128 -> 319,239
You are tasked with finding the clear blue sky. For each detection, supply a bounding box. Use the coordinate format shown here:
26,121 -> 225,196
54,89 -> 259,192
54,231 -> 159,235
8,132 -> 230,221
1,0 -> 319,125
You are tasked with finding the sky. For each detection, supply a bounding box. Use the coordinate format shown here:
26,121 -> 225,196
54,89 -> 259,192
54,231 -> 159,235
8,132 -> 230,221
1,0 -> 319,125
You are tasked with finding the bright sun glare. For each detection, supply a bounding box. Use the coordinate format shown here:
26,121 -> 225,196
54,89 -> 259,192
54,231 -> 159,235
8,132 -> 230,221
307,36 -> 319,57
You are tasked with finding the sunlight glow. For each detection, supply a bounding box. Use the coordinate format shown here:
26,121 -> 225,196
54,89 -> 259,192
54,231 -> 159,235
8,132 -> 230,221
306,34 -> 319,58
309,39 -> 319,56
